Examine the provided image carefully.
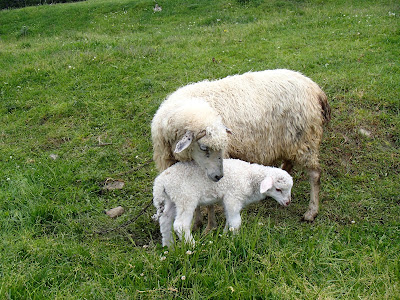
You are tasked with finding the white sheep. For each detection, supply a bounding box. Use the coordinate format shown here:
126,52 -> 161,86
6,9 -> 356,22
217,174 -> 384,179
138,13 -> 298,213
152,159 -> 293,247
151,69 -> 330,225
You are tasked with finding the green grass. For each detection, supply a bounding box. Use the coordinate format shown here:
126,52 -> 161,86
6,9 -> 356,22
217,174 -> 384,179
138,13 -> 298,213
1,0 -> 399,298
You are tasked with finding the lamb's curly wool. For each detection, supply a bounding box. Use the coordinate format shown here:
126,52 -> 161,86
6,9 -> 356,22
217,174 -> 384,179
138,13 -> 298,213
153,159 -> 293,247
151,69 -> 330,222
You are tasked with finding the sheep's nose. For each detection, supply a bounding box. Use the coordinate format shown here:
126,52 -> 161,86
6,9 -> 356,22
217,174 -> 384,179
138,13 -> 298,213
208,170 -> 224,182
285,199 -> 291,206
209,173 -> 223,182
213,174 -> 223,182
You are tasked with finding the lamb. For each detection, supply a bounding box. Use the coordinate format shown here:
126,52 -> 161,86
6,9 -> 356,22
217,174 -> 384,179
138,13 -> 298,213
151,69 -> 330,225
152,159 -> 293,247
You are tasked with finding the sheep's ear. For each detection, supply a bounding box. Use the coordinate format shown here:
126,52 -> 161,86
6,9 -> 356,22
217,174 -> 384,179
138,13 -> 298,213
174,131 -> 194,153
260,177 -> 273,193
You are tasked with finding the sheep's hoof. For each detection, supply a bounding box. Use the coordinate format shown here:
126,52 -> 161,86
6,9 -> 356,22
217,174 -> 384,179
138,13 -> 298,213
203,220 -> 217,234
302,210 -> 317,222
192,222 -> 202,232
204,225 -> 216,235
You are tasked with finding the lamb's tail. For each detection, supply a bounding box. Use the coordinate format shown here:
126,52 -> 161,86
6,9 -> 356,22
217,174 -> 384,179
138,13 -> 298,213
318,91 -> 331,124
152,182 -> 167,221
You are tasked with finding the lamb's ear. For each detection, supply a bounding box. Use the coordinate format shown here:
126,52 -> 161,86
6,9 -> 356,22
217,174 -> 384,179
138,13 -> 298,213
174,131 -> 194,153
260,177 -> 274,193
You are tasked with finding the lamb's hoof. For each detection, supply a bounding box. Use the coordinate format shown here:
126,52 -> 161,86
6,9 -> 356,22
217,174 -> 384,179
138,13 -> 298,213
186,239 -> 195,247
302,210 -> 317,222
228,227 -> 239,235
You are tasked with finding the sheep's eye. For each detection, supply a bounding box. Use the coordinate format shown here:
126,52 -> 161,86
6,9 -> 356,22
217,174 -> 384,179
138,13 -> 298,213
199,144 -> 208,151
276,188 -> 282,193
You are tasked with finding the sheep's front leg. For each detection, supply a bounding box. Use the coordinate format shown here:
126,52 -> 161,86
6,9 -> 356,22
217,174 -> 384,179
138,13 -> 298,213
159,202 -> 176,247
205,205 -> 217,233
173,207 -> 196,246
192,207 -> 203,231
193,205 -> 217,234
304,168 -> 320,222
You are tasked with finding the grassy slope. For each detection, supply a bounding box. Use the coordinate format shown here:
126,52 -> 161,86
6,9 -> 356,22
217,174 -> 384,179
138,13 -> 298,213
0,0 -> 399,298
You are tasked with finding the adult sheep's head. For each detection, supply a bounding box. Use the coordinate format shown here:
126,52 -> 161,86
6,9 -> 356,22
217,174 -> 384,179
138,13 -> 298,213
174,125 -> 232,182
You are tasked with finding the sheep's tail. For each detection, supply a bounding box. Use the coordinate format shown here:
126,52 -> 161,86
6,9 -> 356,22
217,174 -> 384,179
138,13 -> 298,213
152,182 -> 167,221
318,91 -> 331,124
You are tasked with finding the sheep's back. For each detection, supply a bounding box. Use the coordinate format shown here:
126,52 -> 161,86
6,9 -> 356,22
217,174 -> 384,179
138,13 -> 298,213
173,69 -> 326,166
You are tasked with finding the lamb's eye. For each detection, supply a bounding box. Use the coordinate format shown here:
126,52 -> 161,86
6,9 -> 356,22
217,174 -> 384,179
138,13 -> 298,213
276,188 -> 282,193
199,144 -> 208,151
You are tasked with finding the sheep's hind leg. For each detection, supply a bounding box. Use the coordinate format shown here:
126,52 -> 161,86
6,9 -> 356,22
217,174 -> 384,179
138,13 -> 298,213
303,168 -> 320,222
281,160 -> 294,173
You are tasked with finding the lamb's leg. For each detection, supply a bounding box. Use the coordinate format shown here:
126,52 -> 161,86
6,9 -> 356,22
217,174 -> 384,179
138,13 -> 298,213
205,205 -> 217,233
303,168 -> 320,222
281,160 -> 294,173
173,207 -> 196,246
159,202 -> 176,247
192,207 -> 203,231
223,206 -> 242,234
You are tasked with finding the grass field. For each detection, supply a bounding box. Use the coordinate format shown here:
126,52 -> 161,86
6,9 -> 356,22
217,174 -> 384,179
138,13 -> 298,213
0,0 -> 399,298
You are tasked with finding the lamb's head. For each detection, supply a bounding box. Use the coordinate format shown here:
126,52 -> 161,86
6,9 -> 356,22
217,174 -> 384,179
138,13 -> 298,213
259,169 -> 293,207
174,125 -> 232,182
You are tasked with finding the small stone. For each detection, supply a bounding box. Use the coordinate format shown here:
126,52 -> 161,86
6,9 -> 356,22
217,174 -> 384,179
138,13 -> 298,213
359,128 -> 372,138
105,206 -> 125,218
49,154 -> 58,160
153,4 -> 162,12
103,179 -> 125,190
